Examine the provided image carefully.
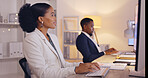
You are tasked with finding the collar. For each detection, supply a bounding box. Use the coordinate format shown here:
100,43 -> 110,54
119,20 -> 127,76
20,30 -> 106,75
34,28 -> 46,40
34,28 -> 60,57
34,28 -> 51,40
81,31 -> 92,39
34,28 -> 64,66
81,31 -> 103,53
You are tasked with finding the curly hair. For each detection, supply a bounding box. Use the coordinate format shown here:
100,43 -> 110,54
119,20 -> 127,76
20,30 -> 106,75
18,3 -> 51,33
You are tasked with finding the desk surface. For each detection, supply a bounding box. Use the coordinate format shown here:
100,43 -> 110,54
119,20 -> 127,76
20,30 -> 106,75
93,55 -> 117,63
67,55 -> 136,78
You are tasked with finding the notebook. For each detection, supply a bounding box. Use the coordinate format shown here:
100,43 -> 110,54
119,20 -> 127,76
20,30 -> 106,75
113,59 -> 135,66
113,59 -> 136,63
85,67 -> 109,77
118,55 -> 136,60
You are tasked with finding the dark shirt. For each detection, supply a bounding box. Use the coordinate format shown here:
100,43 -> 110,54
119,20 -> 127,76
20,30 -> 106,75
76,33 -> 105,63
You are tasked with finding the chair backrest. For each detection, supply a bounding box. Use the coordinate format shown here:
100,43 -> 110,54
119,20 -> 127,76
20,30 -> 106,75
19,58 -> 31,78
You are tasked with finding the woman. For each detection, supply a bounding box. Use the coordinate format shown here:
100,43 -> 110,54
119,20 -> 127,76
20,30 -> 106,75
18,3 -> 100,78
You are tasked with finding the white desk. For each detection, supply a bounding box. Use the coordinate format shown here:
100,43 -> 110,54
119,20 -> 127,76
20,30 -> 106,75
67,55 -> 137,78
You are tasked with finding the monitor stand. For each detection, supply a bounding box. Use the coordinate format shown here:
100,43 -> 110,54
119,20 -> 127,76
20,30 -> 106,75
129,68 -> 145,77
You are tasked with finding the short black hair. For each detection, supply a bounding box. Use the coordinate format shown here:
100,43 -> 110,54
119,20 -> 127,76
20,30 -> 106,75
80,18 -> 93,29
18,3 -> 51,33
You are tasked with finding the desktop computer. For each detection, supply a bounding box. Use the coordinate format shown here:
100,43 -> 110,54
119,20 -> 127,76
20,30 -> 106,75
129,0 -> 145,77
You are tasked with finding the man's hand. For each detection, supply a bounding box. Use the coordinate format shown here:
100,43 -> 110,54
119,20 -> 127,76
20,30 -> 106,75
105,48 -> 118,55
75,62 -> 100,74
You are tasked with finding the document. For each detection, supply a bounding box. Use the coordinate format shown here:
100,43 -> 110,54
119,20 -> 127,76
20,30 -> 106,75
114,59 -> 136,63
118,55 -> 136,60
119,55 -> 135,57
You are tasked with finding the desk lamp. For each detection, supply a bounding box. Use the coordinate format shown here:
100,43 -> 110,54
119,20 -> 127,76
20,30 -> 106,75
124,20 -> 135,38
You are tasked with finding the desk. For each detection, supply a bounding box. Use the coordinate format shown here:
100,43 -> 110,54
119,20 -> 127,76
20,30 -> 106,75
67,55 -> 137,78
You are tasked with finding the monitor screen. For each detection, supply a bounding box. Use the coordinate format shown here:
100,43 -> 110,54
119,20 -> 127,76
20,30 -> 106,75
128,38 -> 134,46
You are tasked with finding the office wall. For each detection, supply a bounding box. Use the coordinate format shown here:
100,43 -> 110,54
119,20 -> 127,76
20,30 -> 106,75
0,0 -> 17,19
26,0 -> 56,9
57,0 -> 138,51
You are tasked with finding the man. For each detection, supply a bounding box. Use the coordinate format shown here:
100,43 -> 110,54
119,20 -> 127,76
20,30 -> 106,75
76,18 -> 118,63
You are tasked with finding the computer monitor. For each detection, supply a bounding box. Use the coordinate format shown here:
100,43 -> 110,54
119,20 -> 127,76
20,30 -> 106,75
134,0 -> 145,72
128,38 -> 134,46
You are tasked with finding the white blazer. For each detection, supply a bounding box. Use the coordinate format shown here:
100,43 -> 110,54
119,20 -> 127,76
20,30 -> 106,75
23,28 -> 80,78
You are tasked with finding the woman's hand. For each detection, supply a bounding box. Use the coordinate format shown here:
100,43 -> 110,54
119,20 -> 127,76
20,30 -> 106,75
75,62 -> 100,74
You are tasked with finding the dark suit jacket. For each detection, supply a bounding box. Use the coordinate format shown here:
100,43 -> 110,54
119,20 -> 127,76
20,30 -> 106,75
76,33 -> 105,63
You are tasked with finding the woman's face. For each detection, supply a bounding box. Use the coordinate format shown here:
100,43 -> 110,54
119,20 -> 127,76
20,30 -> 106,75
42,7 -> 56,29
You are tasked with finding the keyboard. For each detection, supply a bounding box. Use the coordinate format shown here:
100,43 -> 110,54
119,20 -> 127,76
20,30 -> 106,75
99,63 -> 127,70
111,51 -> 123,55
85,67 -> 109,77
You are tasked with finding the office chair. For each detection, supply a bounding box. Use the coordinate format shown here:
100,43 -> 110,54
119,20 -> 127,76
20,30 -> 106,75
19,58 -> 31,78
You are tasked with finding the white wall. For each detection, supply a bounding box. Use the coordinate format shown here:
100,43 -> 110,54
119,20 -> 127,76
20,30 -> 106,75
26,0 -> 56,9
57,0 -> 138,51
0,0 -> 17,20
